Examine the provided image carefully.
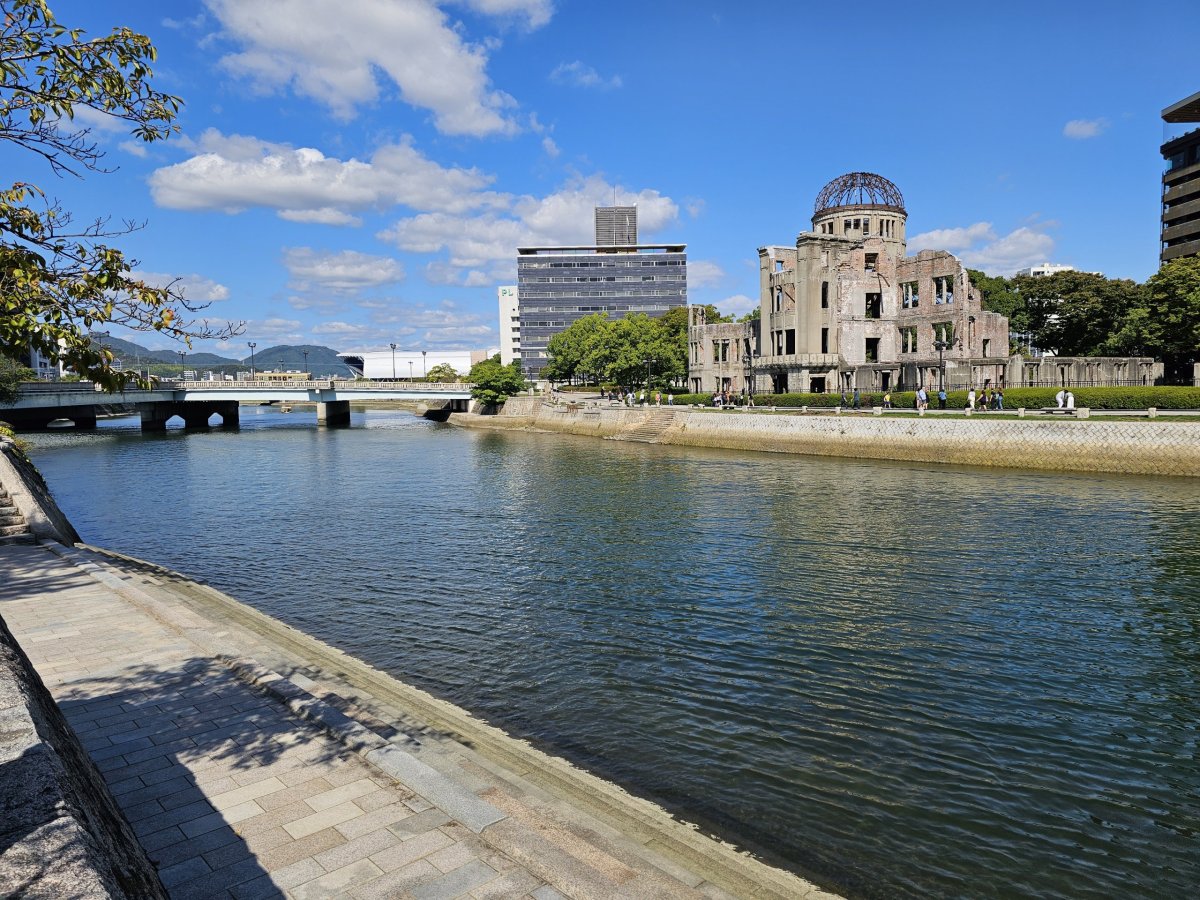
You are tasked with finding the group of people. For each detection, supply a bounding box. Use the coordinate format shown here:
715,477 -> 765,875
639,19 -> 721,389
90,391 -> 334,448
1055,388 -> 1076,410
599,387 -> 673,407
712,390 -> 752,408
965,387 -> 1005,411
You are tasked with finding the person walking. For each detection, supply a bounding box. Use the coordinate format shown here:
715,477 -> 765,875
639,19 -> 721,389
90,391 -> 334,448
1065,389 -> 1075,410
966,387 -> 976,410
1056,387 -> 1066,408
853,388 -> 861,410
938,388 -> 947,410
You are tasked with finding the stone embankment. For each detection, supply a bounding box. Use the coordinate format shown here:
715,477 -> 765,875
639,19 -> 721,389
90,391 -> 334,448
459,396 -> 1200,477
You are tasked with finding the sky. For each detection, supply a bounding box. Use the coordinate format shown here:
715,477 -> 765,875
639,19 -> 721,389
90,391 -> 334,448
7,0 -> 1198,358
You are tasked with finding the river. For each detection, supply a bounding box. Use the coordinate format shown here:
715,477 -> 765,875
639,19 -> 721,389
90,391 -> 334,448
20,407 -> 1200,898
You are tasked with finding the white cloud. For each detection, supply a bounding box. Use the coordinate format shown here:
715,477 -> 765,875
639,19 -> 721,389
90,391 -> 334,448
246,317 -> 305,344
203,0 -> 519,134
162,13 -> 207,29
150,130 -> 499,220
135,272 -> 231,303
425,261 -> 503,287
1063,118 -> 1108,139
715,294 -> 757,318
688,260 -> 725,289
908,222 -> 995,252
118,140 -> 149,158
685,197 -> 706,219
910,221 -> 1056,276
283,248 -> 405,295
457,0 -> 553,28
550,60 -> 622,89
379,174 -> 678,268
542,136 -> 560,158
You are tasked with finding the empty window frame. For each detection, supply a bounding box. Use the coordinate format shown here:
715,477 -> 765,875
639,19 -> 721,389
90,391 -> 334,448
865,337 -> 880,362
865,292 -> 882,319
865,252 -> 878,272
934,275 -> 955,304
902,281 -> 919,308
774,287 -> 783,312
821,281 -> 829,308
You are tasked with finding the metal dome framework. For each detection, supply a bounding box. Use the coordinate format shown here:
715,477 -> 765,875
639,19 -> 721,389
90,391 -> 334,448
813,172 -> 906,217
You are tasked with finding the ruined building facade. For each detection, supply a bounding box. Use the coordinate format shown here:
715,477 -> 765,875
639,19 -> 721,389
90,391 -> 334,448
689,173 -> 1011,395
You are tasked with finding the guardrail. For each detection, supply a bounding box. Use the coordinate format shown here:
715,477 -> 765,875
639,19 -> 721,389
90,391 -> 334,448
16,379 -> 475,393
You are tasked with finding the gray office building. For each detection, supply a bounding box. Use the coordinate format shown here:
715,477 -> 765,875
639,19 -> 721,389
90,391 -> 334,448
516,207 -> 687,377
1161,89 -> 1200,263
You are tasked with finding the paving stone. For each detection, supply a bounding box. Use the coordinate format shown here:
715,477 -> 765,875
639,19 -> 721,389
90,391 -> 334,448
313,827 -> 400,873
290,858 -> 383,900
350,859 -> 440,900
335,801 -> 414,840
369,828 -> 455,873
468,869 -> 543,899
304,778 -> 378,812
410,859 -> 498,900
157,854 -> 213,887
282,799 -> 364,839
253,826 -> 346,871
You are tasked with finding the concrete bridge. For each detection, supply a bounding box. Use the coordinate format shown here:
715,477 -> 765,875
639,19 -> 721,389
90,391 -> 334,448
0,380 -> 474,430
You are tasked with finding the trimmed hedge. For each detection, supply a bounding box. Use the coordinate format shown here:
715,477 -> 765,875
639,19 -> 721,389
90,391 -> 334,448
673,386 -> 1200,410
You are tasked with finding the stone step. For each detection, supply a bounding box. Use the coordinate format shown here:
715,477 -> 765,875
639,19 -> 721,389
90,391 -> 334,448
0,511 -> 26,526
0,523 -> 31,538
0,533 -> 35,546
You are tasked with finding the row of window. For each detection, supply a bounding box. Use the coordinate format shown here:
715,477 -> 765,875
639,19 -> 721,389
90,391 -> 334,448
520,259 -> 685,269
520,289 -> 685,298
900,277 -> 955,308
814,216 -> 901,238
521,274 -> 682,284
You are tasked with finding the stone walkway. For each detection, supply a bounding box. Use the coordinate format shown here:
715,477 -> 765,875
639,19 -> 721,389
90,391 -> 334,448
0,543 -> 829,900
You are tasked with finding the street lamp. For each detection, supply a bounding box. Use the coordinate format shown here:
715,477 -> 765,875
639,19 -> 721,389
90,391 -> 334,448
644,357 -> 655,389
389,343 -> 397,380
933,338 -> 960,394
247,341 -> 256,378
302,350 -> 309,377
179,350 -> 186,381
421,349 -> 427,378
408,360 -> 413,381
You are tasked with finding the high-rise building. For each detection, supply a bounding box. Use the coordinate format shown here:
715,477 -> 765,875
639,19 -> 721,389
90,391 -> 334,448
1013,263 -> 1076,278
497,285 -> 520,365
594,206 -> 638,245
516,206 -> 686,378
1161,89 -> 1200,264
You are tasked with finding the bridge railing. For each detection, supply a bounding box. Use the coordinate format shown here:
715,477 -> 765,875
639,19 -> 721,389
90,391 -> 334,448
14,379 -> 476,395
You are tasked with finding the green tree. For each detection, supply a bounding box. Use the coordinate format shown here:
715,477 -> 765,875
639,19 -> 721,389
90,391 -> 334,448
0,0 -> 238,391
1012,271 -> 1143,357
543,312 -> 613,383
0,354 -> 34,403
1142,256 -> 1200,380
467,354 -> 526,405
425,362 -> 459,382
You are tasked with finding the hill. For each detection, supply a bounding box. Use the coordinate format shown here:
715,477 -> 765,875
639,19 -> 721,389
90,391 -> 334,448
86,334 -> 348,376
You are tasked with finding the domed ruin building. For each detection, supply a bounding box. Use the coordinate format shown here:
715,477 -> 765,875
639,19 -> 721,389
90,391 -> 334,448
689,172 -> 1011,395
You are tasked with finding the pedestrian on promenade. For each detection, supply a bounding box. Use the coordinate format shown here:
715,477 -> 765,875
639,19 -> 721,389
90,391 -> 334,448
1056,388 -> 1066,408
667,392 -> 674,406
1065,389 -> 1075,410
883,391 -> 892,409
996,389 -> 1004,410
967,388 -> 976,410
938,388 -> 947,410
655,391 -> 662,407
853,388 -> 861,410
840,391 -> 848,408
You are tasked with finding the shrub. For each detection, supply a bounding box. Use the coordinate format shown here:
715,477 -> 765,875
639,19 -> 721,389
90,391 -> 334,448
673,386 -> 1200,410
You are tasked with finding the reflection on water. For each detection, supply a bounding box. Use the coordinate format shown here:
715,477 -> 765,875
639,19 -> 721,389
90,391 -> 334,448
23,408 -> 1200,898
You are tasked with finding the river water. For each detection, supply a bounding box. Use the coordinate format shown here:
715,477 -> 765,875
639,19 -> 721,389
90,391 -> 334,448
20,407 -> 1200,898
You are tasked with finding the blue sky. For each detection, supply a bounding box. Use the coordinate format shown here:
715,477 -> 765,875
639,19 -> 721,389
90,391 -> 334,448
10,0 -> 1197,357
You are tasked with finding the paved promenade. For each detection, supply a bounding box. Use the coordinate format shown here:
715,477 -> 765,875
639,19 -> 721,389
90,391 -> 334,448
0,542 -> 828,900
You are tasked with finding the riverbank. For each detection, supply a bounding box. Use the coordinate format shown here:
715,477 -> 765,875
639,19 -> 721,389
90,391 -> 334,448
457,396 -> 1200,477
0,538 -> 831,899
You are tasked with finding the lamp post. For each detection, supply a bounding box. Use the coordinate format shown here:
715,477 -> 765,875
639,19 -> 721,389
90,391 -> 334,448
247,341 -> 256,378
179,350 -> 186,381
421,349 -> 427,378
644,357 -> 654,390
302,350 -> 309,377
408,360 -> 413,381
389,343 -> 397,380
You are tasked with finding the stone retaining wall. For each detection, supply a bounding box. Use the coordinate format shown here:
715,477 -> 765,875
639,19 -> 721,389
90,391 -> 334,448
480,397 -> 1200,477
0,613 -> 167,899
0,437 -> 81,544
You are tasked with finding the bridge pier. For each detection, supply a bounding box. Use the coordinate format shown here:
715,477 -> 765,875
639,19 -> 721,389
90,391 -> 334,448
316,400 -> 351,428
214,401 -> 240,429
137,403 -> 174,432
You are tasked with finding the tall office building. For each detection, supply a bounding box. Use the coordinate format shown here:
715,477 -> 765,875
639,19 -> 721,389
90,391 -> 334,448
594,205 -> 638,245
1161,89 -> 1200,263
497,285 -> 520,365
516,206 -> 686,377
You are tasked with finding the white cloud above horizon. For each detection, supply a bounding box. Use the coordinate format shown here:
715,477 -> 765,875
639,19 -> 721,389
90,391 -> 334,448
202,0 -> 525,134
283,248 -> 405,296
688,260 -> 725,289
714,293 -> 756,318
1063,117 -> 1109,139
135,271 -> 231,303
378,174 -> 679,269
550,60 -> 622,90
150,130 -> 501,220
908,221 -> 1056,275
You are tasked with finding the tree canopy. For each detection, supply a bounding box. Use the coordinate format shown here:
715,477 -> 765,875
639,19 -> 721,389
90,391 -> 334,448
544,309 -> 696,386
467,354 -> 526,405
425,362 -> 459,382
0,0 -> 239,390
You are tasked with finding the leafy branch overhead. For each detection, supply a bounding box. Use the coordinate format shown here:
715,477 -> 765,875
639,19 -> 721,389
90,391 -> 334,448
0,0 -> 241,390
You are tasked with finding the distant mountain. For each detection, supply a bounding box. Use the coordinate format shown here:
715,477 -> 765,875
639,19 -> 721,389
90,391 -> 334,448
86,334 -> 349,376
242,344 -> 350,377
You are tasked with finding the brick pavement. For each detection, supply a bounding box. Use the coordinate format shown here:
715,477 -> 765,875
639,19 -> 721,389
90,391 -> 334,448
0,542 -> 831,899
